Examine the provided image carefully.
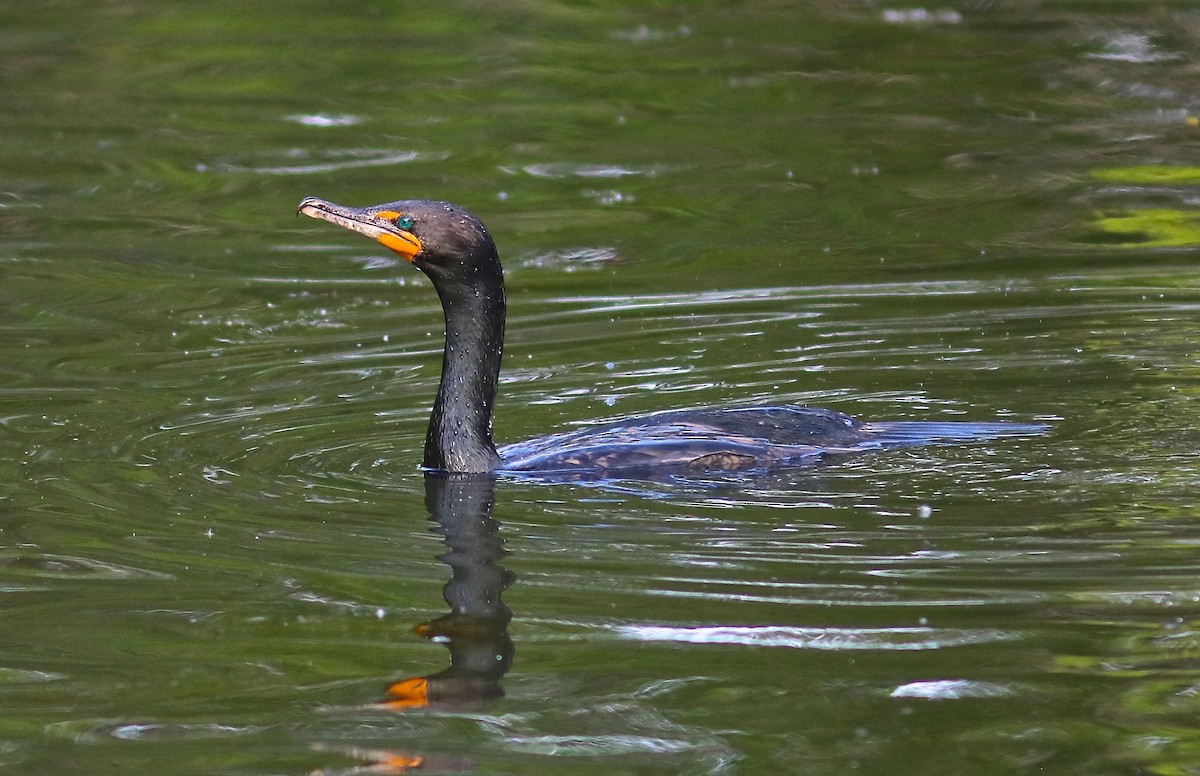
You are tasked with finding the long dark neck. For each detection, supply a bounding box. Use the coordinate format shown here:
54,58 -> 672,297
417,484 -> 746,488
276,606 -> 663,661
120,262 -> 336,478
423,264 -> 506,473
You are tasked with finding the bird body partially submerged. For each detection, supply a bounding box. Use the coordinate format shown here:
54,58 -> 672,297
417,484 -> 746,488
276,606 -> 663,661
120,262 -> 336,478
298,196 -> 1045,476
497,406 -> 1041,475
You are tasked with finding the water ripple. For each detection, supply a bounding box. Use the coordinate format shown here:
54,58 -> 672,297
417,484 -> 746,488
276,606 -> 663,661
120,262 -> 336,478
503,733 -> 696,756
0,553 -> 173,581
0,667 -> 66,684
198,148 -> 447,175
503,162 -> 674,179
45,720 -> 262,744
614,624 -> 1017,651
283,113 -> 362,127
890,679 -> 1014,700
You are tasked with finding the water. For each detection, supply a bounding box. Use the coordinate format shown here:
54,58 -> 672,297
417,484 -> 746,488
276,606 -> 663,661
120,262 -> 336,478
3,1 -> 1200,773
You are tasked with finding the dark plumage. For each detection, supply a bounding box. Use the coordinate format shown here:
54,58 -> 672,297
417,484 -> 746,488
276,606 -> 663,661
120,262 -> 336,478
298,196 -> 1044,475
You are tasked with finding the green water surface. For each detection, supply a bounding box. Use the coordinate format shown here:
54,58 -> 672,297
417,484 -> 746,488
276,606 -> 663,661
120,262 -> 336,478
3,2 -> 1200,774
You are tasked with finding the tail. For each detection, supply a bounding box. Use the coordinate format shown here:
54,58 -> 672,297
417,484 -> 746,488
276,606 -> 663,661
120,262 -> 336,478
860,420 -> 1049,448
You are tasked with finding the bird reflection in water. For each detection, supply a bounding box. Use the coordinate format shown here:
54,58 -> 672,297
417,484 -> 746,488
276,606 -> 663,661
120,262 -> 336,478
381,473 -> 514,710
314,473 -> 512,775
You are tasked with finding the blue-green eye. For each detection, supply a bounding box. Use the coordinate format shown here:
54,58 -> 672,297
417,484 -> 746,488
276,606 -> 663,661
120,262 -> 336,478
395,215 -> 414,230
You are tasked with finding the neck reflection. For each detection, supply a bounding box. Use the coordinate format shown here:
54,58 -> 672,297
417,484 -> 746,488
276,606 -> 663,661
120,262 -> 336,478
381,472 -> 514,710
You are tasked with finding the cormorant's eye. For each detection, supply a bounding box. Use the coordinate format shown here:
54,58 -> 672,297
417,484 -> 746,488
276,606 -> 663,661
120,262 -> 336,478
395,215 -> 414,230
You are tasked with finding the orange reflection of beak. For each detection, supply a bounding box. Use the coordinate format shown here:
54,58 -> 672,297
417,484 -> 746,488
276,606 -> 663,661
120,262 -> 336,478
380,676 -> 429,709
311,744 -> 426,775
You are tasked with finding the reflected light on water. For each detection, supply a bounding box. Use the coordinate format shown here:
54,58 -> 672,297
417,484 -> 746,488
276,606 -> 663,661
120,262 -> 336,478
614,624 -> 1017,651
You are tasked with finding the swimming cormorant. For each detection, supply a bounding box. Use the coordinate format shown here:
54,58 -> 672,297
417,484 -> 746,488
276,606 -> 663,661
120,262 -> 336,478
298,197 -> 1042,475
